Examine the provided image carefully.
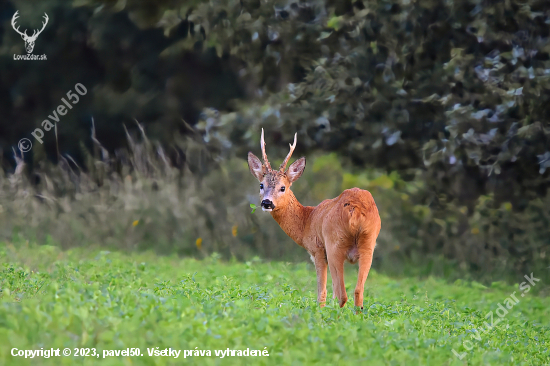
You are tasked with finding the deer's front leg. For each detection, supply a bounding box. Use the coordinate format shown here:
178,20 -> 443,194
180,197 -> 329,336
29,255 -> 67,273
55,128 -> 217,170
313,252 -> 328,307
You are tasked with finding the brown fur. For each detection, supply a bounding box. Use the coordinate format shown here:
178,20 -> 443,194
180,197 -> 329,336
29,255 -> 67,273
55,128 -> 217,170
248,135 -> 381,309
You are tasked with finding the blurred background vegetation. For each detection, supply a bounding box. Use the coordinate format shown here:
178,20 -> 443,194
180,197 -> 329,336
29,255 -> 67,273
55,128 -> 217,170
0,0 -> 549,284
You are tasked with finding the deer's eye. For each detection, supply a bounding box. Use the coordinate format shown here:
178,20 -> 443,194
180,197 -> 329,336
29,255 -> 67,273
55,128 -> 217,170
260,184 -> 264,190
280,186 -> 285,192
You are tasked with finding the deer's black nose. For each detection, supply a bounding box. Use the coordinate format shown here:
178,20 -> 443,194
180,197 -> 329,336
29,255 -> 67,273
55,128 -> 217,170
261,199 -> 275,209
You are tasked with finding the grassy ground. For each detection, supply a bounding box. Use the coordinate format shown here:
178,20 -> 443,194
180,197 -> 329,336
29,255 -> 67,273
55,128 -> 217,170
1,241 -> 549,366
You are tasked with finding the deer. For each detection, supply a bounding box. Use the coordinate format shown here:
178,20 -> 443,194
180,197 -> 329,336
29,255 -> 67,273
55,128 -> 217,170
11,11 -> 49,54
247,129 -> 381,309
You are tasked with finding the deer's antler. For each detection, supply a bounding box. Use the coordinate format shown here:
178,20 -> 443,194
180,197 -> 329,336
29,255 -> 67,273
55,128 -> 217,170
35,13 -> 49,38
29,13 -> 48,40
279,132 -> 297,172
11,12 -> 48,40
11,11 -> 29,38
260,128 -> 272,171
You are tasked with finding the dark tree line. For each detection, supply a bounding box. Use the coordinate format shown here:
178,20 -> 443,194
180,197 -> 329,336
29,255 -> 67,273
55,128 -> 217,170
2,0 -> 549,207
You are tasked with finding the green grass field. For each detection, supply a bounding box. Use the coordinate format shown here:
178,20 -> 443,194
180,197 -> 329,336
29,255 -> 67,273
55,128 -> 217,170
1,242 -> 549,365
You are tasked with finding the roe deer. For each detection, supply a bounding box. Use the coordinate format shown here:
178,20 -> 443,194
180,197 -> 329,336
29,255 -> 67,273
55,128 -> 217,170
247,129 -> 381,309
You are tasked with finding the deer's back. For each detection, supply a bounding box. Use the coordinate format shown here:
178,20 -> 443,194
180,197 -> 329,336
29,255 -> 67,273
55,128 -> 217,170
309,188 -> 380,243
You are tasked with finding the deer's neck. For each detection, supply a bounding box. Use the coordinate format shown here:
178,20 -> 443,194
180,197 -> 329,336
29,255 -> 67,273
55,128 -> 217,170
270,191 -> 313,247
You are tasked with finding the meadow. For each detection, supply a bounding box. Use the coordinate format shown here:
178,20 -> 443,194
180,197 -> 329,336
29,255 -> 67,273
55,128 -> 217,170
1,241 -> 548,366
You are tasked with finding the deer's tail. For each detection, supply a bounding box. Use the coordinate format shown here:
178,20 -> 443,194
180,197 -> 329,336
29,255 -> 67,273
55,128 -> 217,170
343,193 -> 380,236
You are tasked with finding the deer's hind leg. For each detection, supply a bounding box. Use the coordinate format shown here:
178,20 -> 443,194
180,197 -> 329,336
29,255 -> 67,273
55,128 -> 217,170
354,232 -> 377,309
326,242 -> 348,308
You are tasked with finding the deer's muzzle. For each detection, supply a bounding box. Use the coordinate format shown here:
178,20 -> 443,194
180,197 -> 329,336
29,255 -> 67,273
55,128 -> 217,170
261,199 -> 275,211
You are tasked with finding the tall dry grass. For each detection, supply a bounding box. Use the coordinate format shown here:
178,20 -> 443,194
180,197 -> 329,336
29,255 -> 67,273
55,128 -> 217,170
1,122 -> 549,286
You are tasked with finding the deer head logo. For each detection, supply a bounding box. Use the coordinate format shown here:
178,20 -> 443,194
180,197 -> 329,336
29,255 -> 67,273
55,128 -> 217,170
11,11 -> 49,54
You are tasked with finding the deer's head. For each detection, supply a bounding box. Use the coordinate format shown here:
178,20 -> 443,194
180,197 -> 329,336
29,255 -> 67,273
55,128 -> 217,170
248,129 -> 306,212
11,11 -> 49,54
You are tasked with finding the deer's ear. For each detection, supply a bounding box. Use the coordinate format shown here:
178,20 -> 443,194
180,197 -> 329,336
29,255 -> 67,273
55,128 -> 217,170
248,152 -> 266,181
286,157 -> 306,183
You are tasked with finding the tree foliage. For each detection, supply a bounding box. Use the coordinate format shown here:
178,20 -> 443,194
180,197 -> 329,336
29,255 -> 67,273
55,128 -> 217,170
182,0 -> 550,210
2,0 -> 549,208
